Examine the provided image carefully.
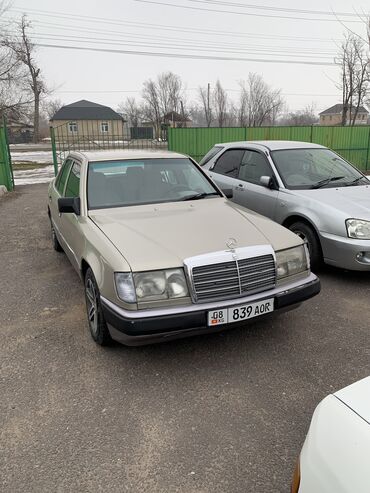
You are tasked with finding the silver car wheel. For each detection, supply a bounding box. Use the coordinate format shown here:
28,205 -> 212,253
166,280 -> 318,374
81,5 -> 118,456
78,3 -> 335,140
85,278 -> 98,336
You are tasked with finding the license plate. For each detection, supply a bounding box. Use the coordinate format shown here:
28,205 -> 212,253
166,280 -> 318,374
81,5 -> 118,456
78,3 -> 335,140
207,298 -> 274,326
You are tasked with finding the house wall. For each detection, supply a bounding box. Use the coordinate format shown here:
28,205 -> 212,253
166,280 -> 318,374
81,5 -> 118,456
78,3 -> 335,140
320,113 -> 369,126
50,119 -> 128,139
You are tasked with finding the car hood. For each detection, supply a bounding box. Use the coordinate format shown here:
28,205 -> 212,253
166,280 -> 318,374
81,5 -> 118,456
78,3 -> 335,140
335,376 -> 370,424
290,184 -> 370,219
89,198 -> 300,271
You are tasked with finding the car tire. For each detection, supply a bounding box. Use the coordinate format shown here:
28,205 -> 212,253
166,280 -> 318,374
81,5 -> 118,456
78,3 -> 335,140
289,221 -> 322,271
84,268 -> 112,346
50,219 -> 63,252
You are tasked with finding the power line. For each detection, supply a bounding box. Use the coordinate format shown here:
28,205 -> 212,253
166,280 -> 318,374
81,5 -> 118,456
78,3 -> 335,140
54,88 -> 340,97
5,20 -> 337,54
35,42 -> 336,66
7,8 -> 342,43
7,31 -> 334,60
188,0 -> 362,17
0,23 -> 336,57
133,0 -> 364,23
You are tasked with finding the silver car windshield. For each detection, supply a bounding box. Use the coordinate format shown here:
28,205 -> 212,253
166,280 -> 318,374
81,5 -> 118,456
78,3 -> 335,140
87,158 -> 219,209
271,148 -> 367,190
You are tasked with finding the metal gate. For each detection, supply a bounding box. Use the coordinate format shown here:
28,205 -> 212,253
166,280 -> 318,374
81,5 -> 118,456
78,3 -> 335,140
0,118 -> 14,191
50,121 -> 168,175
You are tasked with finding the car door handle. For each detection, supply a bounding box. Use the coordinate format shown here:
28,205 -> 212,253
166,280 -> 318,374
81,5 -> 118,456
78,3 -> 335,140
236,183 -> 245,189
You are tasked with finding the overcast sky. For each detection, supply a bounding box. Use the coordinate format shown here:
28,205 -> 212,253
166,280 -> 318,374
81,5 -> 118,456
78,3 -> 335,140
5,0 -> 370,114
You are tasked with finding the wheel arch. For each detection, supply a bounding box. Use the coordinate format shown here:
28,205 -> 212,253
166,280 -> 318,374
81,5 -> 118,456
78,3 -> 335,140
282,214 -> 320,237
282,214 -> 323,258
81,258 -> 90,279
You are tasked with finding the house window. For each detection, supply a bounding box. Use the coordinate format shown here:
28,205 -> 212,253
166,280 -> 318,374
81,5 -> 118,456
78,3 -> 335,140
329,115 -> 332,121
100,122 -> 109,133
68,122 -> 78,133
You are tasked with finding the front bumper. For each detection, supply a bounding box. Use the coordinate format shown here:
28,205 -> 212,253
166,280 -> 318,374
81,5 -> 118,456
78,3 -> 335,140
101,273 -> 320,345
320,231 -> 370,271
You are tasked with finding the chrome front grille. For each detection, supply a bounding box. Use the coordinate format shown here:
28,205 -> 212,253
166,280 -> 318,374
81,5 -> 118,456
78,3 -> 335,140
186,249 -> 276,303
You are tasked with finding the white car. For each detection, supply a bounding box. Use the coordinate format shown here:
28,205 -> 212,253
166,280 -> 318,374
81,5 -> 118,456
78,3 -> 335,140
292,376 -> 370,492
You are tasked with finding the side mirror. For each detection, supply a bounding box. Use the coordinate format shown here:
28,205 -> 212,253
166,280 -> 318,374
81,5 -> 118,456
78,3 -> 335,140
58,197 -> 81,215
260,176 -> 276,189
222,188 -> 233,199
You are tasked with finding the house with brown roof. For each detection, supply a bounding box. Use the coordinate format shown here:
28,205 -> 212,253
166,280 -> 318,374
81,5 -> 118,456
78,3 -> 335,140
163,111 -> 192,128
319,104 -> 369,126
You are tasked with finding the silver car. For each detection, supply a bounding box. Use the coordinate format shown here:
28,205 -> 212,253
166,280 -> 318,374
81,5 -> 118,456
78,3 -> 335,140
201,141 -> 370,271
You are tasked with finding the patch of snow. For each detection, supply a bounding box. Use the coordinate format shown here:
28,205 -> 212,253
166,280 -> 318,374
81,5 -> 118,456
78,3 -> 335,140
14,165 -> 55,185
11,151 -> 53,164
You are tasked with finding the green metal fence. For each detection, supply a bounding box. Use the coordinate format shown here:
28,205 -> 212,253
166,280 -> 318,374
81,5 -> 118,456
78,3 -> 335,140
50,121 -> 167,176
0,119 -> 14,191
168,126 -> 370,171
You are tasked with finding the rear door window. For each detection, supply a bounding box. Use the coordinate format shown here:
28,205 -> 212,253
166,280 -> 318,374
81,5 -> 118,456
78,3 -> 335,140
213,149 -> 244,178
199,146 -> 224,166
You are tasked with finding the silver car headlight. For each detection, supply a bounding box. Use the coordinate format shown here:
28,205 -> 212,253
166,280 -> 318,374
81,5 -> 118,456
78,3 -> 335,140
346,219 -> 370,239
115,269 -> 189,303
276,245 -> 309,280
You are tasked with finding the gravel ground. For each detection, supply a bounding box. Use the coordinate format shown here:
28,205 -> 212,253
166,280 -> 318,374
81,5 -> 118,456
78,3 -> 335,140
0,184 -> 369,493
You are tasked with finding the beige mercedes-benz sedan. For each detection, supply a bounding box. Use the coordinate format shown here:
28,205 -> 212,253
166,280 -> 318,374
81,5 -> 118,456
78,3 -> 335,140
47,150 -> 320,346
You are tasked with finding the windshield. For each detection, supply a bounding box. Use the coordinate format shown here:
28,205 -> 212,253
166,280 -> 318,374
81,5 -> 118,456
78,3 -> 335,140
87,158 -> 219,209
271,148 -> 368,190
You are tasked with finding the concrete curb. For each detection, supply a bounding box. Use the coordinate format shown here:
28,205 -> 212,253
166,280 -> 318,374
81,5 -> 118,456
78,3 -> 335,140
0,185 -> 8,197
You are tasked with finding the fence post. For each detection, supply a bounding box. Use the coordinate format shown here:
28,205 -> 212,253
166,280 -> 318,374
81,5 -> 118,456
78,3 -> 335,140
0,118 -> 14,191
366,127 -> 370,172
3,117 -> 14,189
50,126 -> 59,176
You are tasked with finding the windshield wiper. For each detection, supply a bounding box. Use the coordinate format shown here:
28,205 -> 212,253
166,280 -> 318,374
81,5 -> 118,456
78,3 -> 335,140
311,176 -> 345,189
345,176 -> 368,186
181,192 -> 219,201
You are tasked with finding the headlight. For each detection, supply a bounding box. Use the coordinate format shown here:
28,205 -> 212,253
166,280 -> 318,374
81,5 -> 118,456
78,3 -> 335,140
276,245 -> 308,280
346,219 -> 370,239
115,269 -> 189,303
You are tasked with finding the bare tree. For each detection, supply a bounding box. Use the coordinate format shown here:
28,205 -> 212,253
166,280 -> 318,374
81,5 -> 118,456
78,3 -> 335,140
142,79 -> 161,137
157,72 -> 183,115
0,5 -> 32,118
198,84 -> 213,127
117,97 -> 143,127
336,34 -> 369,126
4,16 -> 46,142
213,80 -> 228,127
238,74 -> 284,127
142,71 -> 184,137
279,103 -> 318,126
43,98 -> 63,120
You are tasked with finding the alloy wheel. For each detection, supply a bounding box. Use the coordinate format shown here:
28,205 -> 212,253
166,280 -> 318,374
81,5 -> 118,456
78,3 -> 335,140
85,278 -> 98,336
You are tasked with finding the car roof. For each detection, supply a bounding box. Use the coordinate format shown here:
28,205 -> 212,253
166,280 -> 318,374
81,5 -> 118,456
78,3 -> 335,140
69,149 -> 187,161
216,140 -> 326,151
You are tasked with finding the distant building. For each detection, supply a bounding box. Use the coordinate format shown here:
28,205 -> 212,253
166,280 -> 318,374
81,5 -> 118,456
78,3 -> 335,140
163,111 -> 192,128
319,104 -> 369,126
7,120 -> 34,144
142,112 -> 192,130
50,100 -> 128,138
